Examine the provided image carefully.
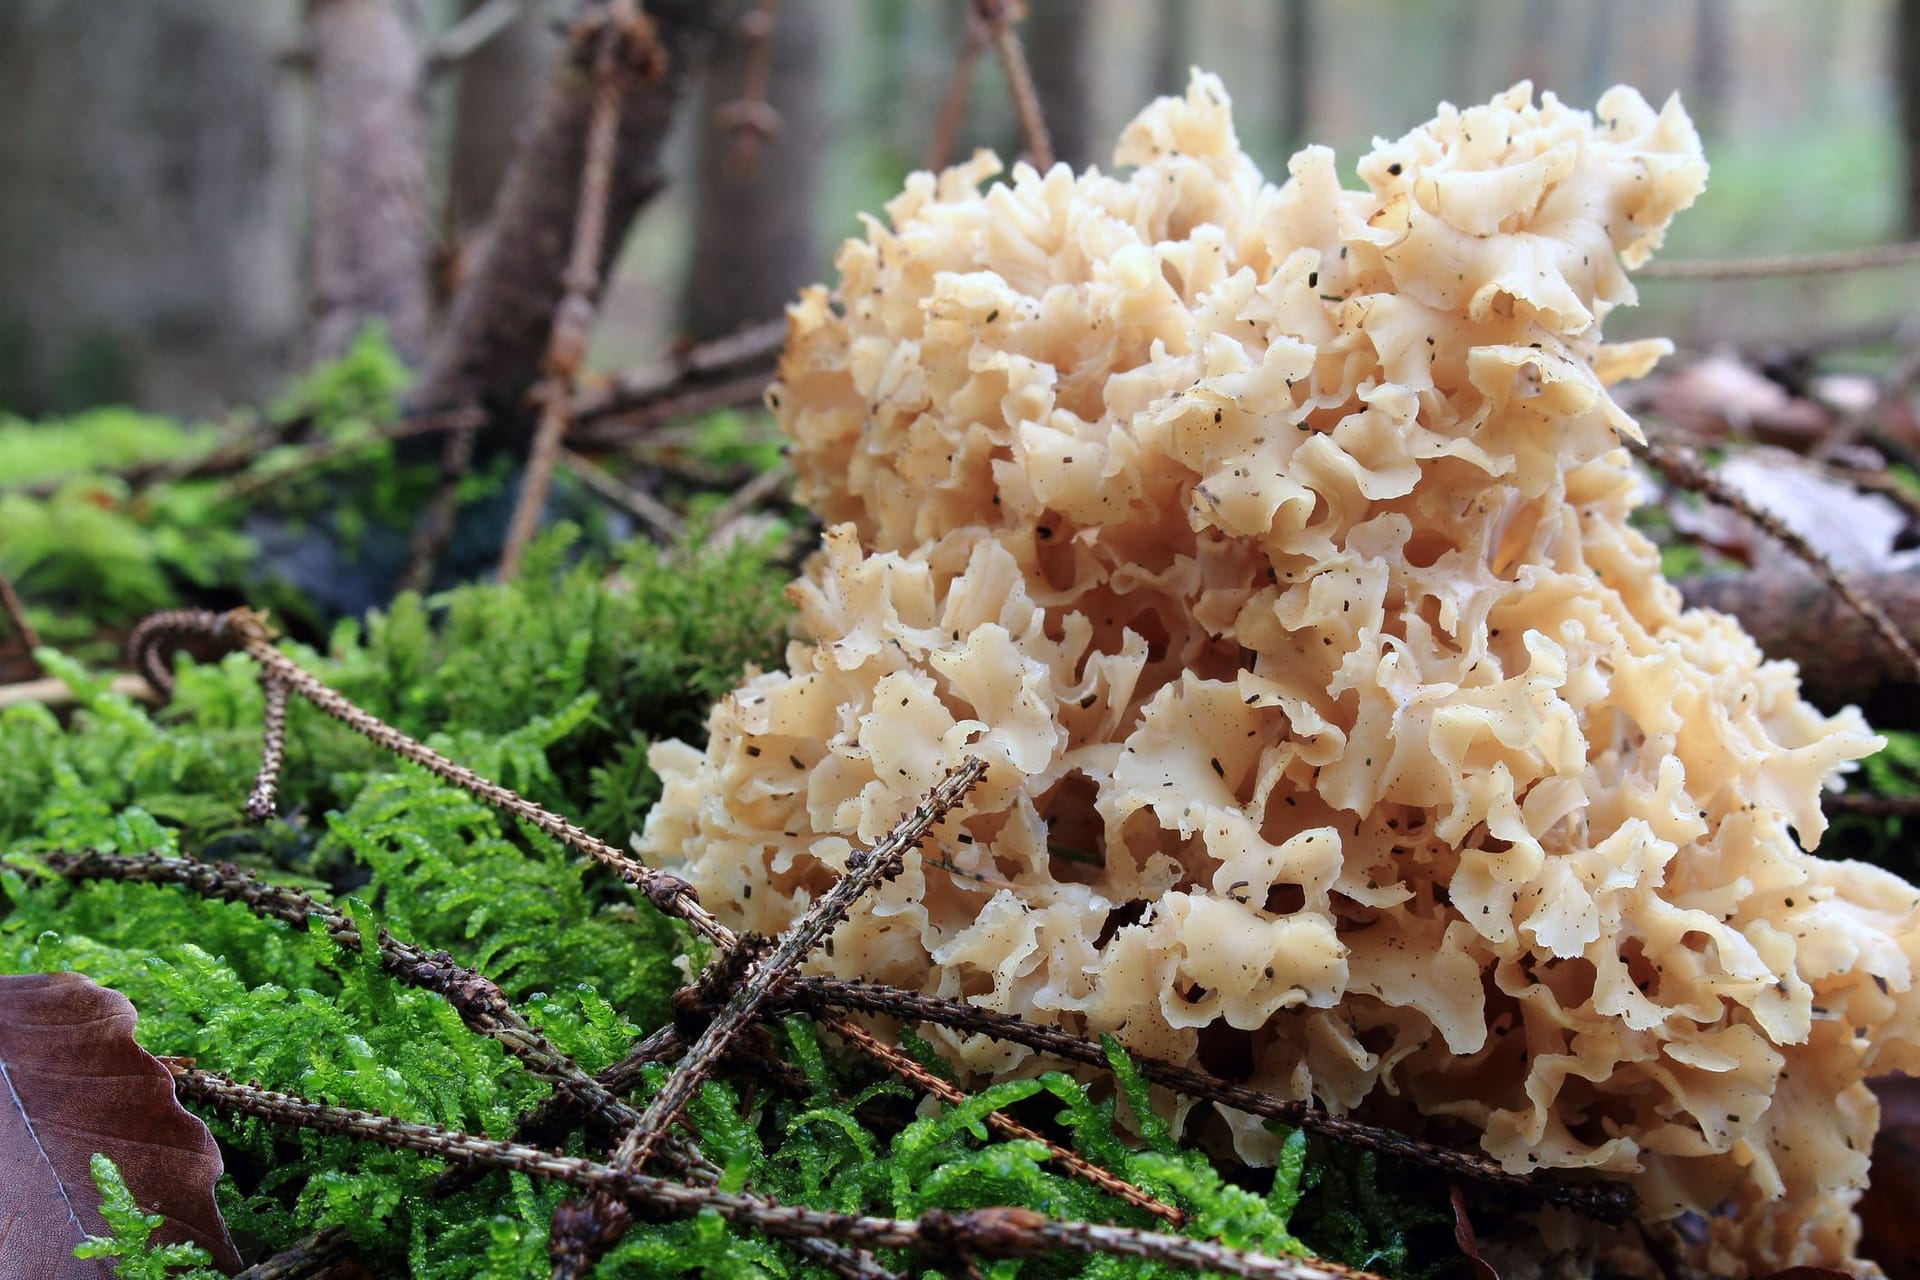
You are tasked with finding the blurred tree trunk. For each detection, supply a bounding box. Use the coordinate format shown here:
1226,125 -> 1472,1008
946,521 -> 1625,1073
1149,0 -> 1190,97
1025,0 -> 1090,171
0,0 -> 300,417
446,0 -> 563,239
306,0 -> 432,365
1689,0 -> 1729,136
1276,0 -> 1313,155
680,0 -> 825,344
1901,0 -> 1920,234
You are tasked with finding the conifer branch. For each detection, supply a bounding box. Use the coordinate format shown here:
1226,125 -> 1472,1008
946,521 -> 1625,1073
126,608 -> 736,947
787,976 -> 1637,1224
244,674 -> 289,823
1633,435 -> 1920,686
551,759 -> 987,1276
167,1064 -> 1371,1280
824,1014 -> 1185,1226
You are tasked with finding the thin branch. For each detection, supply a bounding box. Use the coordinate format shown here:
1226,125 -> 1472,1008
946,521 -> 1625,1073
544,761 -> 988,1276
927,8 -> 986,171
231,1227 -> 357,1280
398,418 -> 478,595
244,675 -> 290,823
700,462 -> 790,545
974,0 -> 1052,170
718,0 -> 783,174
426,0 -> 524,72
126,608 -> 734,947
558,449 -> 686,542
1635,239 -> 1920,280
169,1065 -> 1371,1280
498,1 -> 662,582
788,976 -> 1637,1224
1825,791 -> 1920,816
0,567 -> 41,665
1633,435 -> 1920,687
824,1014 -> 1185,1226
0,673 -> 158,710
567,369 -> 776,447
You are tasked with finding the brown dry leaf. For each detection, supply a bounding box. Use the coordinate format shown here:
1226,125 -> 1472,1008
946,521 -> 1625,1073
1448,1183 -> 1499,1280
1861,1075 -> 1920,1280
0,972 -> 239,1278
1647,354 -> 1833,448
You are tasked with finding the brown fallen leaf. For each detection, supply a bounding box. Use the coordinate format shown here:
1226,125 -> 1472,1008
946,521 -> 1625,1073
0,972 -> 239,1278
1448,1182 -> 1499,1280
1861,1074 -> 1920,1280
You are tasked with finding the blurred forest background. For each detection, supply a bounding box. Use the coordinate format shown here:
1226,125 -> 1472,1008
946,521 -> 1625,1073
1,0 -> 1913,423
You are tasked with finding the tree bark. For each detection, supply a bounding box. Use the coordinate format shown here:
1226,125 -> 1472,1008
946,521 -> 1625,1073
445,0 -> 564,239
1682,564 -> 1920,723
1276,0 -> 1314,156
407,0 -> 728,443
306,0 -> 433,365
1900,0 -> 1920,234
0,0 -> 300,417
679,0 -> 826,344
1024,0 -> 1090,171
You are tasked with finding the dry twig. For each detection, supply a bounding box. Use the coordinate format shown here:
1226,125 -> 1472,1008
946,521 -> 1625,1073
244,675 -> 290,823
1633,435 -> 1920,687
926,10 -> 986,171
1635,239 -> 1920,280
0,566 -> 41,663
426,0 -> 525,72
552,760 -> 988,1276
498,1 -> 664,581
974,0 -> 1052,170
231,1226 -> 358,1280
558,449 -> 687,542
718,0 -> 783,173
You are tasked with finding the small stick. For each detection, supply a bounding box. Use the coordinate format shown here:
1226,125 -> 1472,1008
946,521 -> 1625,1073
244,675 -> 290,823
568,317 -> 784,425
701,462 -> 790,546
1635,239 -> 1920,281
398,420 -> 478,595
169,1064 -> 1370,1280
1633,435 -> 1920,687
926,9 -> 986,171
1825,791 -> 1920,816
232,1226 -> 357,1280
719,0 -> 783,174
825,1014 -> 1185,1226
558,449 -> 686,542
0,566 -> 40,662
974,0 -> 1052,170
425,0 -> 523,72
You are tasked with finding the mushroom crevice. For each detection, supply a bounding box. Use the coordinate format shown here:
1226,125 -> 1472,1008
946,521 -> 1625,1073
640,75 -> 1920,1273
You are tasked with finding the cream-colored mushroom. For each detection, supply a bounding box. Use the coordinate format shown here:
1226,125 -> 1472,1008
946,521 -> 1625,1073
641,74 -> 1920,1274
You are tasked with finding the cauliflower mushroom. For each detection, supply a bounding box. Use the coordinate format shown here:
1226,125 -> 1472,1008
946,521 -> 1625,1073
641,74 -> 1920,1274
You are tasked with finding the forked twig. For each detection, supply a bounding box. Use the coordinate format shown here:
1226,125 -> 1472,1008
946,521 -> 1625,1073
1633,435 -> 1920,687
718,0 -> 783,174
169,1065 -> 1371,1280
552,759 -> 988,1276
559,449 -> 686,542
